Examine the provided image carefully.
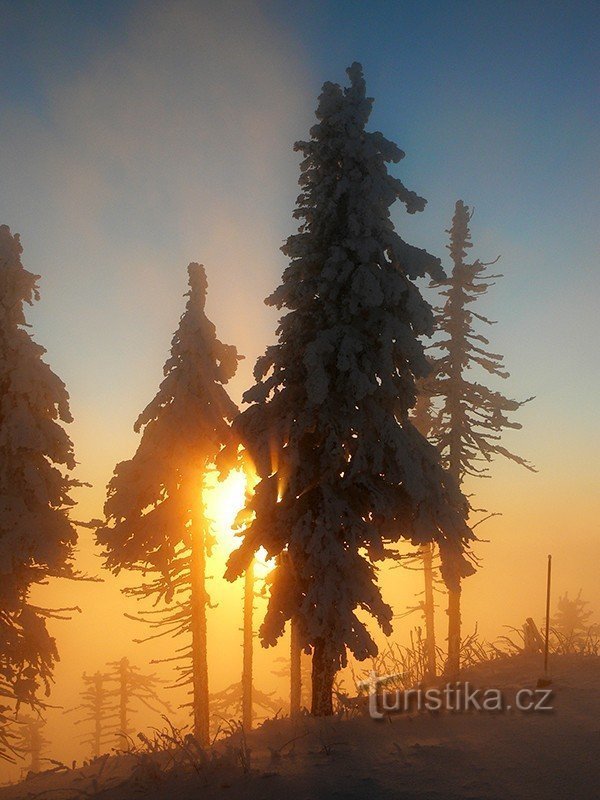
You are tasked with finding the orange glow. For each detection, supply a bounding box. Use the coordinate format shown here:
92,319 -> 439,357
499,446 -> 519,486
204,465 -> 273,579
204,468 -> 248,556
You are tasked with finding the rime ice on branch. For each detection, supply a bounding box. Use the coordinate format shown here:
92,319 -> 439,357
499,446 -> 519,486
97,263 -> 241,745
0,225 -> 79,731
221,64 -> 474,715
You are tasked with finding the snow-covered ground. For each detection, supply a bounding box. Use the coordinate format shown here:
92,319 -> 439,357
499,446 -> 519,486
1,653 -> 598,799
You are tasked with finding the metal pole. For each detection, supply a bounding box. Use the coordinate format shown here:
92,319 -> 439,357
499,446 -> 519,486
543,554 -> 552,676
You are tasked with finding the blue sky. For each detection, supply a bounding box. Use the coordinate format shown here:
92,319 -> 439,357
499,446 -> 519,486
0,0 -> 598,628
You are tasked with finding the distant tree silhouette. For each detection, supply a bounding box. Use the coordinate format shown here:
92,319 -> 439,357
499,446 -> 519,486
97,263 -> 241,745
71,672 -> 114,759
552,591 -> 594,647
209,681 -> 281,728
105,656 -> 171,746
15,714 -> 48,774
417,201 -> 535,677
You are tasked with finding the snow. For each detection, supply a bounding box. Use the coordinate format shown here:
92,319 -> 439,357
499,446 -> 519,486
1,653 -> 598,799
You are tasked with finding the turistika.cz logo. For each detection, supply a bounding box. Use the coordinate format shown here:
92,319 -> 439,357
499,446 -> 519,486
357,672 -> 554,719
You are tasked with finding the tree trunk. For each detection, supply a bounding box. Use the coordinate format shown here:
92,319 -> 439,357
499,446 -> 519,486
29,723 -> 41,773
190,508 -> 210,746
421,543 -> 437,679
446,441 -> 462,680
290,617 -> 302,718
118,657 -> 129,743
93,673 -> 102,758
242,559 -> 254,731
311,638 -> 335,716
446,584 -> 461,679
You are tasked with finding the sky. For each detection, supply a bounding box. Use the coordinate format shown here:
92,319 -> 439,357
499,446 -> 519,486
0,0 -> 598,775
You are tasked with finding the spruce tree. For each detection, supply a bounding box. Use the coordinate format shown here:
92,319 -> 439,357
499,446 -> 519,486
0,225 -> 79,723
71,671 -> 113,759
420,200 -> 534,676
222,64 -> 474,715
105,656 -> 171,746
97,263 -> 241,745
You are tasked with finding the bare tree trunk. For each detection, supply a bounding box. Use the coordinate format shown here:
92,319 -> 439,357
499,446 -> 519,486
311,638 -> 335,716
242,559 -> 254,731
446,585 -> 461,679
93,673 -> 102,758
446,441 -> 462,679
191,505 -> 210,746
421,543 -> 437,679
290,617 -> 302,718
118,657 -> 129,743
29,723 -> 41,773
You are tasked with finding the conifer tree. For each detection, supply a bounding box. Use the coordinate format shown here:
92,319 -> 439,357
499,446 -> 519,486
106,656 -> 171,745
552,591 -> 593,647
222,64 -> 474,716
15,714 -> 48,774
419,200 -> 534,677
71,671 -> 114,759
0,224 -> 79,721
0,685 -> 17,764
97,263 -> 241,745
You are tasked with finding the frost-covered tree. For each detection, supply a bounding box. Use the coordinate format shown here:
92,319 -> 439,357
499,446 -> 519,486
419,200 -> 534,676
70,671 -> 114,759
0,224 -> 79,725
15,714 -> 48,774
221,64 -> 474,715
552,591 -> 593,646
97,263 -> 241,745
106,656 -> 171,745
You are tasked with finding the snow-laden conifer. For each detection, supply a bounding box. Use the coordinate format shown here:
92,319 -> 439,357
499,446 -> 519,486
0,225 -> 79,736
0,225 -> 79,605
222,64 -> 474,715
419,200 -> 535,676
97,263 -> 241,744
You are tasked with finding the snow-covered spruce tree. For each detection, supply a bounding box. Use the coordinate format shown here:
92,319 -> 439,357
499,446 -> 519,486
420,200 -> 534,677
96,263 -> 241,746
222,64 -> 474,716
0,224 -> 79,716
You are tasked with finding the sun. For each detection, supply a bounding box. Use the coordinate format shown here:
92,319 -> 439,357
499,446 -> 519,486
203,468 -> 248,556
203,466 -> 273,578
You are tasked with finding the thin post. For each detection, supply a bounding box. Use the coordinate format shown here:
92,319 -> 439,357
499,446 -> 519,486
543,554 -> 552,676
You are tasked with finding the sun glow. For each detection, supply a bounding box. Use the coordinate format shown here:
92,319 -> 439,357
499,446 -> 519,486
204,468 -> 248,556
203,466 -> 273,580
